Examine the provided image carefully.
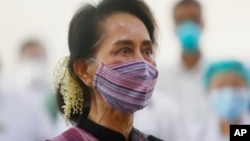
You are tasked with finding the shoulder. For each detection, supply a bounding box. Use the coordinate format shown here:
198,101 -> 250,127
147,135 -> 164,141
134,128 -> 164,141
46,127 -> 98,141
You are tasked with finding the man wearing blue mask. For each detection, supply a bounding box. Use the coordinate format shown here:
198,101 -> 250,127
174,0 -> 203,66
156,0 -> 210,139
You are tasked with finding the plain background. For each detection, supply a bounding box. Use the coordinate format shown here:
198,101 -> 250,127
1,0 -> 250,78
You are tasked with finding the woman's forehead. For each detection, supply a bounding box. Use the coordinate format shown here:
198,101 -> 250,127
101,13 -> 150,37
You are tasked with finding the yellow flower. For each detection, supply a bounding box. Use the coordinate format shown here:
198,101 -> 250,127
53,56 -> 83,121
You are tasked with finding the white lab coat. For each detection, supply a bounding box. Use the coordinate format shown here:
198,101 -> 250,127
192,113 -> 250,141
134,89 -> 187,141
13,62 -> 69,136
156,59 -> 210,137
0,89 -> 53,141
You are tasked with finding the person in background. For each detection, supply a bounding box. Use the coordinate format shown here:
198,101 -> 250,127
0,57 -> 2,90
15,40 -> 52,117
247,67 -> 250,112
156,0 -> 210,137
47,0 -> 162,140
14,39 -> 66,136
0,56 -> 51,141
193,60 -> 250,141
0,56 -> 3,93
16,40 -> 48,91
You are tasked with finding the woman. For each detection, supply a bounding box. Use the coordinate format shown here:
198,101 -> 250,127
193,60 -> 250,141
48,0 -> 162,140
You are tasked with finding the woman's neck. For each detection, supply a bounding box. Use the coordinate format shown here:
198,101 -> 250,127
88,90 -> 133,141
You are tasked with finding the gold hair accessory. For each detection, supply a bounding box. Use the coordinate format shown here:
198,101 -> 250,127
53,56 -> 83,121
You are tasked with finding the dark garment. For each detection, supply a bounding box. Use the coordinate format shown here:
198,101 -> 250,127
47,117 -> 163,141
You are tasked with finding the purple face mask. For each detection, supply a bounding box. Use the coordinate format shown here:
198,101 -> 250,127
91,59 -> 158,114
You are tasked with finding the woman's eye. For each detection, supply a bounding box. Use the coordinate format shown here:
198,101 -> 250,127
120,47 -> 131,54
143,48 -> 153,55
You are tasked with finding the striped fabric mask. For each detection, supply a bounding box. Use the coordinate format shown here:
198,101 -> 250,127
92,60 -> 158,114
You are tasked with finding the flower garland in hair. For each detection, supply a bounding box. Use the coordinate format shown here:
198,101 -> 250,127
53,56 -> 83,121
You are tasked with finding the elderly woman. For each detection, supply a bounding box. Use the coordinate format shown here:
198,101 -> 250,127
48,0 -> 162,141
193,60 -> 250,141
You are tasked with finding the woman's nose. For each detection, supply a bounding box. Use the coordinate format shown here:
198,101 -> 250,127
133,50 -> 144,61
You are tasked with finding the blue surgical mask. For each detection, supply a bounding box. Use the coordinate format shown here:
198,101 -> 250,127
210,87 -> 250,121
176,21 -> 201,53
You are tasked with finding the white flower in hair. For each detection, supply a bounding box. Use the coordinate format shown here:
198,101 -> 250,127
53,56 -> 83,121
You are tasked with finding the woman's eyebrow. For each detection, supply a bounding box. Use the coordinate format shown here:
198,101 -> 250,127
112,40 -> 133,46
142,40 -> 153,47
113,40 -> 153,46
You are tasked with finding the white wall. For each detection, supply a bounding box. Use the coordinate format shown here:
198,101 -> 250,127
1,0 -> 250,77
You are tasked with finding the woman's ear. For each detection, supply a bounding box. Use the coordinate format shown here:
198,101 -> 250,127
73,60 -> 94,87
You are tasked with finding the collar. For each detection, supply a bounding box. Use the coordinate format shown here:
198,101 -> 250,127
77,117 -> 137,141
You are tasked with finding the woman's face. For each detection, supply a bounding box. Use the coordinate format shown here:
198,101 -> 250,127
75,12 -> 156,87
209,72 -> 248,91
93,12 -> 156,66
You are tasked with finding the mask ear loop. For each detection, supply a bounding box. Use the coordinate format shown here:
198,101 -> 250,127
88,58 -> 101,69
87,58 -> 101,87
89,58 -> 97,62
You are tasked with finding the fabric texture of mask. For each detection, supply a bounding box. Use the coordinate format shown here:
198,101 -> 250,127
176,21 -> 201,53
93,60 -> 158,114
210,87 -> 250,121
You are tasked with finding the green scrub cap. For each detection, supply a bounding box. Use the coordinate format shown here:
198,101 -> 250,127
204,60 -> 250,89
